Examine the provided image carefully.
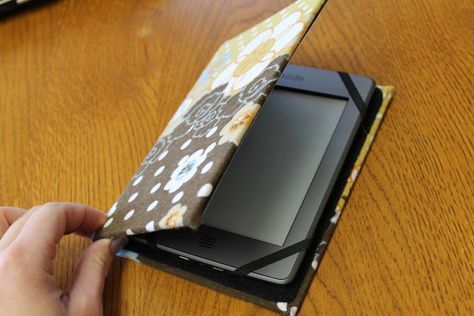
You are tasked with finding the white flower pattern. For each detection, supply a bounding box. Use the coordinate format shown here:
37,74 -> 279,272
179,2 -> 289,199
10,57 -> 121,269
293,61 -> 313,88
164,149 -> 208,193
211,11 -> 305,94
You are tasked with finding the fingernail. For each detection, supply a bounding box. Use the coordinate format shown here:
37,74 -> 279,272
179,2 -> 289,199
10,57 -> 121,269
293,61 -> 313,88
109,235 -> 129,255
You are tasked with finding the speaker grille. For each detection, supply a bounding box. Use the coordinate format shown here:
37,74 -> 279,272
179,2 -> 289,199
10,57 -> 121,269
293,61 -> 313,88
199,235 -> 216,249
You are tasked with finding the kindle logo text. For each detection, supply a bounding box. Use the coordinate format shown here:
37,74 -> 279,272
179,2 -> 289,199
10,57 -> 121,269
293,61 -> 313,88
282,74 -> 304,82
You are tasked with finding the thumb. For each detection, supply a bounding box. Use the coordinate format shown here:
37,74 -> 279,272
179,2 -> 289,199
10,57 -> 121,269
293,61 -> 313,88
67,236 -> 128,316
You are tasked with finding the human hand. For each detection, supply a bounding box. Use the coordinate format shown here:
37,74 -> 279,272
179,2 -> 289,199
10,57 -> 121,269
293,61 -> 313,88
0,203 -> 128,316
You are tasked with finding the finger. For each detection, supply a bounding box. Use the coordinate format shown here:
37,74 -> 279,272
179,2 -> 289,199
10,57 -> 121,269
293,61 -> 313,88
0,205 -> 41,251
67,237 -> 127,315
11,202 -> 107,270
0,207 -> 26,238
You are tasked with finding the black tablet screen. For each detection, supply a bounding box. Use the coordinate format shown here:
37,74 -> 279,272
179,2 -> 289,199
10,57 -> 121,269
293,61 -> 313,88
202,88 -> 346,246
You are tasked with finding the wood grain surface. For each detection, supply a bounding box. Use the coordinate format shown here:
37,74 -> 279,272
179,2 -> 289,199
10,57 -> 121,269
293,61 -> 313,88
1,0 -> 472,315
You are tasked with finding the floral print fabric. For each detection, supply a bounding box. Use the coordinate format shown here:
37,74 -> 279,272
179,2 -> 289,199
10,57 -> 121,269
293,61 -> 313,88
97,0 -> 326,238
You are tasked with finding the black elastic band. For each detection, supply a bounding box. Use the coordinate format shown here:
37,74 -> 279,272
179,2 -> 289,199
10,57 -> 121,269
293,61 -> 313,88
232,238 -> 314,277
338,72 -> 366,117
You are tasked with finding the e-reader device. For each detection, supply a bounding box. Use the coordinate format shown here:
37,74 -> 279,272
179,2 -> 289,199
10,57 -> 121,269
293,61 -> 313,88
139,65 -> 375,284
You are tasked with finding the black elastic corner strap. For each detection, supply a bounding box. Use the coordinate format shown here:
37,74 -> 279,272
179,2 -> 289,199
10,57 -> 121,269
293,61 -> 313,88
231,72 -> 370,277
338,71 -> 367,117
232,238 -> 314,277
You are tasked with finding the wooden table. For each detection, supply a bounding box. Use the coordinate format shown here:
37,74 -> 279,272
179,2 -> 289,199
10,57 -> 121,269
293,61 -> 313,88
1,0 -> 472,314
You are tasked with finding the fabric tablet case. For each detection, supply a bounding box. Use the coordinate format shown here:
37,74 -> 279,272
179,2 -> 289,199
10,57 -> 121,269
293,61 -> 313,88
119,86 -> 395,315
94,0 -> 396,314
96,0 -> 327,239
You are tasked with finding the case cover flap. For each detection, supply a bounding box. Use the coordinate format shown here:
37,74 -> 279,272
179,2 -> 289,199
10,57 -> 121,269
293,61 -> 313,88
97,0 -> 327,238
